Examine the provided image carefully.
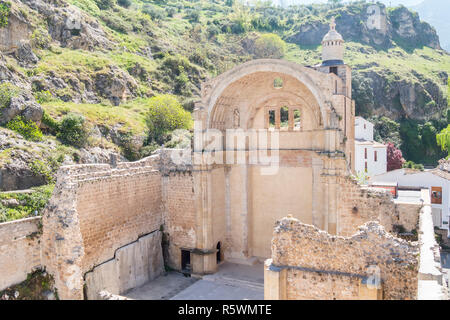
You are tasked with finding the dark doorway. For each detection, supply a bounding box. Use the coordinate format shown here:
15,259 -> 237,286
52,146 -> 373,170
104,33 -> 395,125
181,250 -> 191,272
216,242 -> 221,264
330,66 -> 338,75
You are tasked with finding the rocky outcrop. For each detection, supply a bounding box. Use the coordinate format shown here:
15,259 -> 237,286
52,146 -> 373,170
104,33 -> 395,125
0,95 -> 43,126
352,68 -> 446,120
94,66 -> 138,106
0,3 -> 31,53
286,3 -> 440,50
20,0 -> 114,51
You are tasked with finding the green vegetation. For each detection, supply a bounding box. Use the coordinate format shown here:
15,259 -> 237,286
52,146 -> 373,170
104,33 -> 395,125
0,82 -> 19,110
403,160 -> 424,171
254,33 -> 286,59
0,184 -> 54,222
57,113 -> 90,148
0,1 -> 11,28
6,116 -> 43,142
437,125 -> 450,158
0,269 -> 58,300
145,94 -> 192,144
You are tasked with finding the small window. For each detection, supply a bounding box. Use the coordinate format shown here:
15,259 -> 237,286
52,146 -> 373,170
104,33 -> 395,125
374,151 -> 378,162
268,110 -> 276,129
330,67 -> 338,75
365,162 -> 368,173
293,109 -> 301,131
364,124 -> 366,129
273,77 -> 283,89
280,106 -> 289,130
431,187 -> 442,204
364,148 -> 367,160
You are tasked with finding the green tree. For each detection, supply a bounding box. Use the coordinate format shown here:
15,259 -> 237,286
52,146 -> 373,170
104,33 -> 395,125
145,95 -> 192,144
253,33 -> 286,59
437,125 -> 450,157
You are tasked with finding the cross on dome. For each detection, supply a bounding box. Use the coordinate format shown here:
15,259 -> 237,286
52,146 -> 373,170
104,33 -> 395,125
330,17 -> 336,31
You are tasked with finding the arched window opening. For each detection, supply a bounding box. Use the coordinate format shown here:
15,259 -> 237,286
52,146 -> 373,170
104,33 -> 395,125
293,109 -> 301,131
280,106 -> 289,130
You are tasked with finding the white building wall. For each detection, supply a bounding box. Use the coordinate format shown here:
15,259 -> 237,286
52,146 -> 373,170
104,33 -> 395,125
371,169 -> 449,233
355,143 -> 387,177
355,117 -> 374,141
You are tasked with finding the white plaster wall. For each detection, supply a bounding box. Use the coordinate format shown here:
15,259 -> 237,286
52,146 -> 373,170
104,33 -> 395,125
355,117 -> 374,141
371,169 -> 449,231
355,143 -> 386,177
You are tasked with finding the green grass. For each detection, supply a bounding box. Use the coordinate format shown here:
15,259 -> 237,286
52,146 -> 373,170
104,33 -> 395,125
0,184 -> 54,222
41,99 -> 151,134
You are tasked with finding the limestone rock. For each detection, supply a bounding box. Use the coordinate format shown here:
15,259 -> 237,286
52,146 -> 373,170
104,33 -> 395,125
0,95 -> 43,125
14,41 -> 38,67
1,199 -> 20,208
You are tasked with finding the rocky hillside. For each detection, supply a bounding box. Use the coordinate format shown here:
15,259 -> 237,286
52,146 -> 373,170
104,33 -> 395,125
0,0 -> 449,198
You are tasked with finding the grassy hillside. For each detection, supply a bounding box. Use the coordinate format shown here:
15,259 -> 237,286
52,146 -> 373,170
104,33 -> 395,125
1,0 -> 449,172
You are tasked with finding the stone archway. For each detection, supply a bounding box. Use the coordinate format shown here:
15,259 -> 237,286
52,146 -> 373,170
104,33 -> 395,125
191,59 -> 354,273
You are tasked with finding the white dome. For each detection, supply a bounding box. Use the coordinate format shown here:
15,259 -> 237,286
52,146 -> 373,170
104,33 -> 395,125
321,17 -> 345,63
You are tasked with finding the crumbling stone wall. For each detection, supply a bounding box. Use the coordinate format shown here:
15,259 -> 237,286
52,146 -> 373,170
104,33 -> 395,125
267,216 -> 419,300
41,156 -> 164,300
337,176 -> 400,236
0,217 -> 42,291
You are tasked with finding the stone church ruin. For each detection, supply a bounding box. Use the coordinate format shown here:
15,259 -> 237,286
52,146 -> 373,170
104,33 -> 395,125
0,19 -> 447,300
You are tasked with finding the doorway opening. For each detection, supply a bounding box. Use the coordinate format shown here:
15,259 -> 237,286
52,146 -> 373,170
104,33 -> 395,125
181,250 -> 191,273
216,242 -> 222,264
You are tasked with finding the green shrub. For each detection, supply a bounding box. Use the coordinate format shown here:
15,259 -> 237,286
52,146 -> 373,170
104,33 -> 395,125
6,116 -> 43,141
57,113 -> 89,148
95,0 -> 115,10
30,159 -> 54,183
0,1 -> 11,28
145,94 -> 192,144
34,90 -> 54,104
0,82 -> 20,110
402,160 -> 424,171
117,0 -> 131,8
142,4 -> 166,21
31,27 -> 51,49
253,33 -> 286,59
41,111 -> 60,135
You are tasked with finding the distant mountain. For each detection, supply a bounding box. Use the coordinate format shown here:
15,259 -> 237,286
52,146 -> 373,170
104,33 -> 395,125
411,0 -> 450,52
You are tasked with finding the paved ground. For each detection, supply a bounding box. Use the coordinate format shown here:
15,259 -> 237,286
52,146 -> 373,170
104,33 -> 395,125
171,262 -> 264,300
123,272 -> 198,300
124,262 -> 264,300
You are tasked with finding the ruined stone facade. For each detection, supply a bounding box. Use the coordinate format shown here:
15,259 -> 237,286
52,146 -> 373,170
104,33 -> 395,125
265,217 -> 419,300
0,20 -> 445,300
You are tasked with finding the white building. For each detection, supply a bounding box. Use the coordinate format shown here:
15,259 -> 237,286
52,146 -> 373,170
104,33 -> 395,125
370,159 -> 449,234
354,117 -> 387,177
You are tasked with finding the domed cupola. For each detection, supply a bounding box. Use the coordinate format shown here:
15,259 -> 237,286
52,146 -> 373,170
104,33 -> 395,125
321,17 -> 344,66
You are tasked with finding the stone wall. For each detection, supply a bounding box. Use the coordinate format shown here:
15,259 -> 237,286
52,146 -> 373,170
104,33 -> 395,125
163,171 -> 196,270
84,231 -> 164,300
0,217 -> 42,291
337,176 -> 399,236
265,216 -> 419,300
396,202 -> 421,233
41,156 -> 164,300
